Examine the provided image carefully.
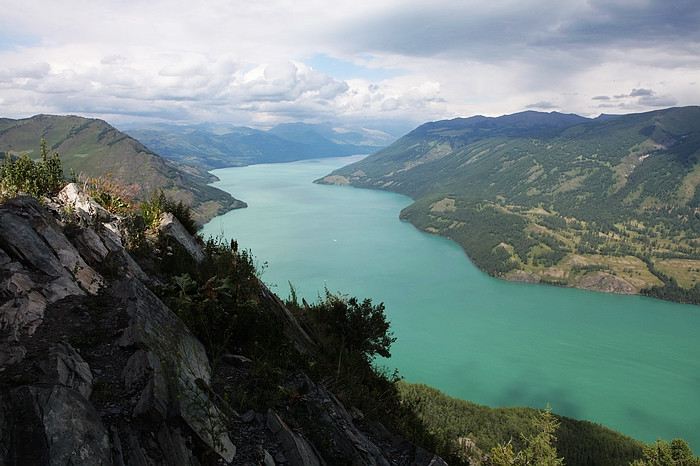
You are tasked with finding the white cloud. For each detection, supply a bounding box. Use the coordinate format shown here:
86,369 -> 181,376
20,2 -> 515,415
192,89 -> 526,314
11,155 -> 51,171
0,0 -> 698,129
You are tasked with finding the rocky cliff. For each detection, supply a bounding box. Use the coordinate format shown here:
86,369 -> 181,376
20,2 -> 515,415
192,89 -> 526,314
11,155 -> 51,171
0,186 -> 446,465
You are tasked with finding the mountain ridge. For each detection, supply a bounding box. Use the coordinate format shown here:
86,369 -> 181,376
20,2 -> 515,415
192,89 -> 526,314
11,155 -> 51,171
318,106 -> 700,303
0,114 -> 245,224
124,121 -> 396,169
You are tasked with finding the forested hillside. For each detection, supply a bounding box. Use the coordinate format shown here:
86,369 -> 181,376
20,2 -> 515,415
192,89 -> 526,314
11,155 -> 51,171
0,115 -> 244,224
318,107 -> 700,304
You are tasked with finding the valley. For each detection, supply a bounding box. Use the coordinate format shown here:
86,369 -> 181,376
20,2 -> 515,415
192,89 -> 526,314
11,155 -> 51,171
202,156 -> 700,453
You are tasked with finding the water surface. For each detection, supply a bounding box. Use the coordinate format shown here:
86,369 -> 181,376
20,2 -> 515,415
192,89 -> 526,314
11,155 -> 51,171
203,155 -> 700,449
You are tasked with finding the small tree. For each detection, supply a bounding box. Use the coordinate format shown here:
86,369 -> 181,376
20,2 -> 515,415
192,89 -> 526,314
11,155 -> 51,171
0,139 -> 64,198
630,437 -> 700,466
520,405 -> 564,465
309,289 -> 396,364
490,405 -> 563,466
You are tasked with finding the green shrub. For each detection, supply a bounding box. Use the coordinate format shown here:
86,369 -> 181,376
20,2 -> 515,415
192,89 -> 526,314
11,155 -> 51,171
139,189 -> 199,235
0,139 -> 64,198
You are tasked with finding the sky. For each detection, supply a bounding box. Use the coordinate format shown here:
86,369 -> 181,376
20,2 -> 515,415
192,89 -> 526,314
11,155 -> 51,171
1,0 -> 699,134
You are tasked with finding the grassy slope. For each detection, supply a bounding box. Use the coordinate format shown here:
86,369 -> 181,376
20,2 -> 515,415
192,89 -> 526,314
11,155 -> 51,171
318,107 -> 700,303
0,115 -> 244,224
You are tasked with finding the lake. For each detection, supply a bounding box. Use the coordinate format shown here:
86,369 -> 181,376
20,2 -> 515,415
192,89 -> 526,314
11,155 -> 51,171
203,155 -> 700,450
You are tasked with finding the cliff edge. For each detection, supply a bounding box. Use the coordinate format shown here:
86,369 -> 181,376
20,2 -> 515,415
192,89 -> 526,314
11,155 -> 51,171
0,185 -> 445,465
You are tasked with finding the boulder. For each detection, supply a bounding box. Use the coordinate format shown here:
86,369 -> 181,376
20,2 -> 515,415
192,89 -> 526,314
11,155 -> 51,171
220,353 -> 254,370
115,277 -> 236,463
0,290 -> 47,339
0,385 -> 111,465
41,341 -> 94,400
159,212 -> 205,262
267,409 -> 325,466
58,183 -> 114,224
293,374 -> 390,466
0,195 -> 103,294
0,211 -> 66,278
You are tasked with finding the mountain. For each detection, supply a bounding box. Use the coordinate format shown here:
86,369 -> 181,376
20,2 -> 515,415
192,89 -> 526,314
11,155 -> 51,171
0,188 -> 448,465
0,183 -> 663,465
124,121 -> 396,169
0,115 -> 245,224
318,107 -> 700,303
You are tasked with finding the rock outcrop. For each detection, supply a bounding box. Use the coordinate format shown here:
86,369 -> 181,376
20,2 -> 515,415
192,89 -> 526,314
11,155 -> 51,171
0,188 -> 445,465
577,272 -> 637,294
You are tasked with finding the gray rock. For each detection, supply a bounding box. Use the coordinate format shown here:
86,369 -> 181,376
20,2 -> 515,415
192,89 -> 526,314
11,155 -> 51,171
240,409 -> 257,423
221,353 -> 254,369
263,449 -> 276,466
0,342 -> 26,366
114,278 -> 236,462
301,384 -> 389,466
111,426 -> 125,466
58,183 -> 114,223
0,211 -> 66,278
0,290 -> 47,339
159,212 -> 205,262
267,409 -> 325,466
0,245 -> 11,265
258,282 -> 320,355
32,209 -> 102,294
158,424 -> 198,466
72,226 -> 110,264
41,341 -> 94,399
45,274 -> 84,303
274,451 -> 288,463
0,385 -> 111,465
0,197 -> 112,340
127,432 -> 151,466
0,196 -> 102,294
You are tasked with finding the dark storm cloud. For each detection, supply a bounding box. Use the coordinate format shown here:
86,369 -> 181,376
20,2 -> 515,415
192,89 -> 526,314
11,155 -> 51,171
330,0 -> 700,61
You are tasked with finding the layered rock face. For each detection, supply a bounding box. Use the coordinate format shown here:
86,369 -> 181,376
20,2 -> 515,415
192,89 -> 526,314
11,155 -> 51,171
0,185 -> 445,465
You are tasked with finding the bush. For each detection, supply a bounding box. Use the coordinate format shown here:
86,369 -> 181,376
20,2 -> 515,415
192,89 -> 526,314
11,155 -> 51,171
295,288 -> 396,364
76,172 -> 137,215
140,189 -> 199,235
0,139 -> 64,198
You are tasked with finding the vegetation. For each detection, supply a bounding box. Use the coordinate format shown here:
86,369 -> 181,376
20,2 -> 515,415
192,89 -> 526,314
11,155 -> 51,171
630,438 -> 700,465
319,106 -> 700,304
140,188 -> 199,235
489,405 -> 563,465
4,137 -> 697,464
0,139 -> 64,198
0,114 -> 244,224
398,382 -> 648,465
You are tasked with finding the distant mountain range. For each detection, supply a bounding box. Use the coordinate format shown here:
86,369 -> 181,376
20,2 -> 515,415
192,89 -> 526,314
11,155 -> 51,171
0,115 -> 244,224
318,106 -> 700,303
123,122 -> 396,169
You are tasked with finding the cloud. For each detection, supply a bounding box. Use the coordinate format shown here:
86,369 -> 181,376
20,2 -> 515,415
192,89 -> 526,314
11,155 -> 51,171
593,87 -> 678,112
629,88 -> 654,97
0,62 -> 51,81
526,101 -> 559,110
0,0 -> 697,127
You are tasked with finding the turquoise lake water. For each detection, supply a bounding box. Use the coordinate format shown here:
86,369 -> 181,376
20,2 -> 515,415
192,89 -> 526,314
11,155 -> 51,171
202,155 -> 700,449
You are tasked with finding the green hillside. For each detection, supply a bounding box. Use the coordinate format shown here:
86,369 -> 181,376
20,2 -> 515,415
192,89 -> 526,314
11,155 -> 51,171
0,115 -> 245,224
318,107 -> 700,304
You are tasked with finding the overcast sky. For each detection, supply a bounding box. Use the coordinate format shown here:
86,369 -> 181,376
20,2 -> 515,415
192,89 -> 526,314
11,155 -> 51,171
1,0 -> 698,133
